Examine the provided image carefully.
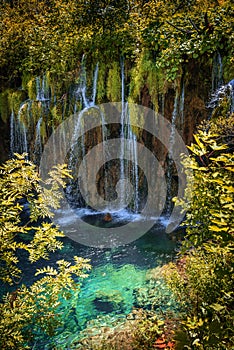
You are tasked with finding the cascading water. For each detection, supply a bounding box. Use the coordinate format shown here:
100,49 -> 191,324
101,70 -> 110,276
10,103 -> 29,157
118,59 -> 139,212
179,77 -> 185,128
74,55 -> 99,110
67,58 -> 140,213
125,104 -> 139,212
36,75 -> 50,102
119,58 -> 127,208
8,60 -> 188,216
165,92 -> 179,215
133,133 -> 139,212
92,63 -> 99,106
67,62 -> 109,208
34,117 -> 43,162
212,51 -> 223,92
9,75 -> 51,162
10,110 -> 15,158
208,78 -> 234,114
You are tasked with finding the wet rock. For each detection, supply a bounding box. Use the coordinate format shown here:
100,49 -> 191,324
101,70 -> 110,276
103,212 -> 112,222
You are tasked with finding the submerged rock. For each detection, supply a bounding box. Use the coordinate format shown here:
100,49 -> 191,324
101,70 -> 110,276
103,212 -> 112,222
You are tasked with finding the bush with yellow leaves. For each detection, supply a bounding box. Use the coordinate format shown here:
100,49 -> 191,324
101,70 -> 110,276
0,154 -> 91,349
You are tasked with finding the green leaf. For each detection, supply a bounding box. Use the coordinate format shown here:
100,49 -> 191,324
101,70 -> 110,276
210,303 -> 225,312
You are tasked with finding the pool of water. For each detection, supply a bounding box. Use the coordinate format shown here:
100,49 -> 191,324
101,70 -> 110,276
50,210 -> 178,342
9,209 -> 181,348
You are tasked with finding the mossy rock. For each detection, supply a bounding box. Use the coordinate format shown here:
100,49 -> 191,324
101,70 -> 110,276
0,89 -> 27,122
94,289 -> 125,313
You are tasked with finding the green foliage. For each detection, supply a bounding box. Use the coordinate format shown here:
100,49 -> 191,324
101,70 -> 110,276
107,62 -> 121,102
163,115 -> 234,349
163,244 -> 233,349
0,256 -> 91,350
174,121 -> 234,247
0,154 -> 68,284
138,0 -> 234,81
0,90 -> 11,123
0,154 -> 91,349
97,63 -> 107,103
130,309 -> 165,350
129,49 -> 165,107
0,0 -> 233,90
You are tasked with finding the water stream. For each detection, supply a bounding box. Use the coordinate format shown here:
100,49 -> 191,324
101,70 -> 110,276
165,92 -> 179,214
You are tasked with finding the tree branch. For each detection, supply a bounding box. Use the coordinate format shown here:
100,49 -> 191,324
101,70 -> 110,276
166,20 -> 192,34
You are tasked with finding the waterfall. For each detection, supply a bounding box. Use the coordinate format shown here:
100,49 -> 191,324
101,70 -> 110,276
68,62 -> 110,208
119,58 -> 126,206
125,107 -> 139,212
9,75 -> 52,162
10,102 -> 29,156
67,59 -> 140,212
92,63 -> 99,106
36,75 -> 50,102
118,105 -> 139,212
34,117 -> 43,163
118,58 -> 139,212
133,134 -> 139,212
208,78 -> 234,114
212,51 -> 223,92
166,93 -> 179,214
229,79 -> 234,113
179,77 -> 185,127
10,110 -> 15,157
79,55 -> 89,109
74,57 -> 99,110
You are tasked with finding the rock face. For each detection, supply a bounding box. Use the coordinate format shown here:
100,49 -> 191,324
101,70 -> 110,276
0,58 -> 231,210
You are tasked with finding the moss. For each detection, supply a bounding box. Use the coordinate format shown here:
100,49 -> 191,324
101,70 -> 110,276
107,62 -> 121,102
97,63 -> 107,103
9,90 -> 28,116
0,89 -> 27,123
129,50 -> 166,108
0,90 -> 12,123
40,119 -> 47,141
147,66 -> 165,110
27,78 -> 37,100
30,101 -> 43,125
50,105 -> 62,126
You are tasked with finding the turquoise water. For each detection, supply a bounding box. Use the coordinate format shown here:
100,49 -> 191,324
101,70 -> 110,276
44,212 -> 180,348
6,210 -> 180,348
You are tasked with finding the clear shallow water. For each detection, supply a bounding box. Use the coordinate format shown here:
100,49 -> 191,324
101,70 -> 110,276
51,210 -> 179,342
5,209 -> 181,348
